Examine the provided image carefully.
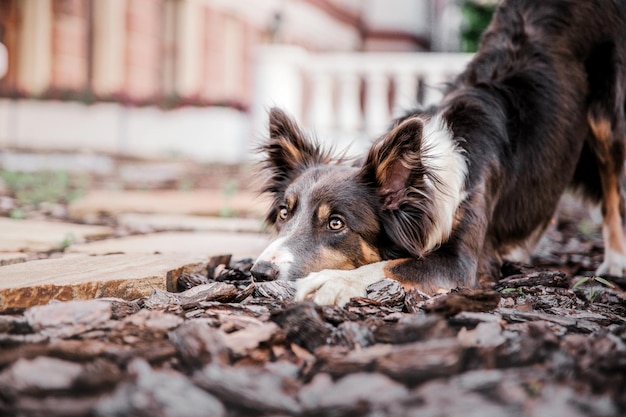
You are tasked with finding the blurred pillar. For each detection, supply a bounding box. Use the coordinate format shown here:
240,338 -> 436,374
17,0 -> 52,94
92,0 -> 126,97
364,72 -> 389,136
252,45 -> 306,144
175,0 -> 202,97
0,42 -> 7,80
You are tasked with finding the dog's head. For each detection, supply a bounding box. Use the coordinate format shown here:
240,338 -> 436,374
250,107 -> 466,281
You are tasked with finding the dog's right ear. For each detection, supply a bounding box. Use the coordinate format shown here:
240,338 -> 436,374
358,117 -> 432,257
259,108 -> 332,224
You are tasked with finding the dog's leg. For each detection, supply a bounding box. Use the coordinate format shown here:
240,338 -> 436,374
585,42 -> 626,277
296,193 -> 490,306
295,248 -> 482,307
590,115 -> 626,277
295,262 -> 390,306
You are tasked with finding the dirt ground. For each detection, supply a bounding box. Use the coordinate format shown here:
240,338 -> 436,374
0,159 -> 625,416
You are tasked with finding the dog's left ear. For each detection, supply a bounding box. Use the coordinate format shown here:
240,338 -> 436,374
358,117 -> 425,210
259,108 -> 332,224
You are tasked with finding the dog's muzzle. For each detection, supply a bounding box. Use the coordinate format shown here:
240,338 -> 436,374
250,261 -> 280,281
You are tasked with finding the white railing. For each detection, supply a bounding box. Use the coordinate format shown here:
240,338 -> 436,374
253,45 -> 473,155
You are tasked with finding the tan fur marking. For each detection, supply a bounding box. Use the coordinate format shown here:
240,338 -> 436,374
383,258 -> 458,295
589,115 -> 626,277
603,179 -> 626,253
589,118 -> 613,157
382,259 -> 414,285
317,204 -> 331,223
591,116 -> 626,253
318,247 -> 356,271
360,240 -> 382,264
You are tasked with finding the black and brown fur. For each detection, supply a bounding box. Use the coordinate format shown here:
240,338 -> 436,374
252,0 -> 626,301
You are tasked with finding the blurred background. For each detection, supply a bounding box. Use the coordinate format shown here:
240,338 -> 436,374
0,0 -> 497,236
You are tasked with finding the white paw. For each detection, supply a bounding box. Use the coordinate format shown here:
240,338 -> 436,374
295,263 -> 386,306
596,247 -> 626,277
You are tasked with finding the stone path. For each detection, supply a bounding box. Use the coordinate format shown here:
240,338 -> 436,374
117,213 -> 264,233
69,231 -> 270,259
0,252 -> 27,266
68,190 -> 269,219
0,217 -> 114,252
0,187 -> 271,311
0,253 -> 207,311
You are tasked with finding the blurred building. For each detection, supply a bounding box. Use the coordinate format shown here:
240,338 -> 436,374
0,0 -> 469,162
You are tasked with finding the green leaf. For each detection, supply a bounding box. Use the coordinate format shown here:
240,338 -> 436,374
593,276 -> 616,288
572,277 -> 590,289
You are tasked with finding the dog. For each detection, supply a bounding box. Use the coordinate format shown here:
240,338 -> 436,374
250,0 -> 626,306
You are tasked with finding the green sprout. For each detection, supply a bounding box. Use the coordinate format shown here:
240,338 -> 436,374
572,276 -> 616,302
500,287 -> 525,295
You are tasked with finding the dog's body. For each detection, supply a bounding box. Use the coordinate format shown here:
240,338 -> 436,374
251,0 -> 626,305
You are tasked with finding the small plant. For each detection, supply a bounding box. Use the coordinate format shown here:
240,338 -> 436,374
576,219 -> 598,238
572,276 -> 616,302
59,233 -> 76,251
500,287 -> 525,295
177,176 -> 194,192
1,170 -> 90,209
461,0 -> 498,52
9,208 -> 24,219
220,179 -> 239,218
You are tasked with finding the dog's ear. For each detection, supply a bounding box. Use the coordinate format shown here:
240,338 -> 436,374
359,117 -> 426,210
358,117 -> 434,258
259,108 -> 332,224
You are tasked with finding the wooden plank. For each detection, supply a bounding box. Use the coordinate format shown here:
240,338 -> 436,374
0,253 -> 207,312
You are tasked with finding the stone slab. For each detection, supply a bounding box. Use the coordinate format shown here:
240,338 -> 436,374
117,213 -> 265,233
0,151 -> 115,175
68,190 -> 269,219
0,218 -> 114,252
0,252 -> 28,266
68,231 -> 271,259
0,253 -> 206,311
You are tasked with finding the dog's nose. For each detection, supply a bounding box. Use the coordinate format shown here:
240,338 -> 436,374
250,261 -> 279,281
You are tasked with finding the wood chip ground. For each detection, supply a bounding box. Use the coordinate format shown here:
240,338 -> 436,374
1,209 -> 625,416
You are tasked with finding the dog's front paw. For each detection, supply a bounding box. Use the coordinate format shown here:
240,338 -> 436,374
295,270 -> 368,306
596,247 -> 626,277
295,263 -> 388,306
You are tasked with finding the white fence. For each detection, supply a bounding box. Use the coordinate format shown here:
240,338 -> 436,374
253,46 -> 473,155
0,47 -> 473,163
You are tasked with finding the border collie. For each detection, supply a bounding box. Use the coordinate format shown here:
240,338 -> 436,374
251,0 -> 626,306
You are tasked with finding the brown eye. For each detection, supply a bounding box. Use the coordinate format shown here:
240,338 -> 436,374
328,215 -> 345,231
278,207 -> 289,221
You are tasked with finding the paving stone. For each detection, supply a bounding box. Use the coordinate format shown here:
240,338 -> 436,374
117,213 -> 264,233
0,218 -> 113,252
0,253 -> 28,266
68,231 -> 270,259
0,152 -> 115,175
118,162 -> 188,185
0,253 -> 206,311
68,190 -> 269,219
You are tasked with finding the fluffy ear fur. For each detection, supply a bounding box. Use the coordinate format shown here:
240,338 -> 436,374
359,114 -> 467,258
259,108 -> 332,224
361,118 -> 427,210
359,117 -> 442,258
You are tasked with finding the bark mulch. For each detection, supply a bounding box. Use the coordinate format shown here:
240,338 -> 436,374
1,210 -> 625,417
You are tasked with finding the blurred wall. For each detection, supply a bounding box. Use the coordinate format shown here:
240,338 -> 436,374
0,0 -> 460,162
